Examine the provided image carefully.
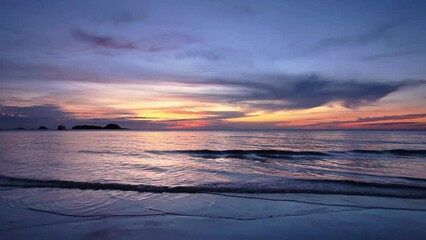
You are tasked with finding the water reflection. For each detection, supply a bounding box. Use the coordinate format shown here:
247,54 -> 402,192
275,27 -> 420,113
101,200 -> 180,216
0,130 -> 425,187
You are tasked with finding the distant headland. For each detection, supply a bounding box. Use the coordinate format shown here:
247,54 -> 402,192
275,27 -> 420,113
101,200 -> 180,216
0,123 -> 127,130
71,123 -> 126,130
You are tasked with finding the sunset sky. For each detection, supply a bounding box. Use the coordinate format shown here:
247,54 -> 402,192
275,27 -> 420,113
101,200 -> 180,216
1,0 -> 426,130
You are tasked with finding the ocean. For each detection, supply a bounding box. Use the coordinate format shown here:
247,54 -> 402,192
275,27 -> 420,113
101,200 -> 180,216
0,130 -> 426,226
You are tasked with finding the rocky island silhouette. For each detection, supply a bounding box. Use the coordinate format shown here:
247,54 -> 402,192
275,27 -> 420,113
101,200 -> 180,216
71,124 -> 126,130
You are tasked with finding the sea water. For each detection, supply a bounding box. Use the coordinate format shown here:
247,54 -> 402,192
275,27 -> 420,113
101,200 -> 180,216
0,130 -> 425,219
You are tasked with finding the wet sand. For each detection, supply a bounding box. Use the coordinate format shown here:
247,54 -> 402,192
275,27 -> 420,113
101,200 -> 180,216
1,191 -> 426,240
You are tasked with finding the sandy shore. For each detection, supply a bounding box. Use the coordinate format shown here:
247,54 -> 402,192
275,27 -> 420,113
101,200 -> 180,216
1,189 -> 426,240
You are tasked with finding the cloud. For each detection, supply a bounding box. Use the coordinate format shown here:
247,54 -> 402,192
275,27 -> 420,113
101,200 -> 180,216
183,75 -> 425,110
177,49 -> 224,61
109,12 -> 146,24
72,29 -> 199,53
72,29 -> 137,50
2,103 -> 424,130
161,110 -> 246,122
302,113 -> 426,129
140,33 -> 200,52
357,122 -> 426,128
0,58 -> 129,83
355,113 -> 426,123
363,50 -> 422,61
0,104 -> 73,129
311,121 -> 426,129
0,57 -> 182,83
0,104 -> 72,119
140,110 -> 247,129
0,104 -> 159,129
301,20 -> 406,56
0,103 -> 250,130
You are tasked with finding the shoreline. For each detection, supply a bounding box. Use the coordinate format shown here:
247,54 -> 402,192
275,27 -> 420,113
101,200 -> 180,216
1,190 -> 426,240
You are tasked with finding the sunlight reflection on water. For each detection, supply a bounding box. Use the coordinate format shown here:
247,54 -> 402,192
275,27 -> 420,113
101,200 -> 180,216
0,130 -> 425,186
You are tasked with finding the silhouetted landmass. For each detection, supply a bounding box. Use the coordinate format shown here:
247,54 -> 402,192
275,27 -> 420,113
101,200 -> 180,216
72,125 -> 103,130
38,126 -> 48,130
104,124 -> 123,129
57,125 -> 66,130
72,123 -> 126,130
16,127 -> 26,130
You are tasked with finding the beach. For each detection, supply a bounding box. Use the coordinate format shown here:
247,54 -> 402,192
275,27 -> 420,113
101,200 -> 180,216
1,190 -> 426,239
2,1 -> 426,238
0,130 -> 425,239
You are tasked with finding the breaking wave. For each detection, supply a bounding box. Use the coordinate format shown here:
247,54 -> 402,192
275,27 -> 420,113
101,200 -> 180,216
147,149 -> 426,160
1,175 -> 425,199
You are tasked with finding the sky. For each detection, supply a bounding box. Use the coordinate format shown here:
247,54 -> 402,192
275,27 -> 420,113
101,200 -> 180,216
1,0 -> 426,130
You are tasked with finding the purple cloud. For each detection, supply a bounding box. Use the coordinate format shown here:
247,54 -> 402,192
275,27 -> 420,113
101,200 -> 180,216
72,29 -> 137,50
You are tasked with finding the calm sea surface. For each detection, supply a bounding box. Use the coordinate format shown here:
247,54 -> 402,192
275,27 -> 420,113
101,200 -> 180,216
0,130 -> 425,197
1,130 -> 426,219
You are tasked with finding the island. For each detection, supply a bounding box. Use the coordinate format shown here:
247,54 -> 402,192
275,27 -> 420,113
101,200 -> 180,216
38,126 -> 48,130
71,123 -> 126,130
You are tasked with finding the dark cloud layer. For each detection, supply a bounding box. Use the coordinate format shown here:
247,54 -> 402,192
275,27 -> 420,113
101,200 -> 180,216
0,104 -> 151,129
0,105 -> 72,129
355,113 -> 426,123
302,20 -> 406,56
72,29 -> 199,52
304,113 -> 426,129
0,105 -> 71,119
358,122 -> 426,128
72,29 -> 137,50
188,76 -> 425,110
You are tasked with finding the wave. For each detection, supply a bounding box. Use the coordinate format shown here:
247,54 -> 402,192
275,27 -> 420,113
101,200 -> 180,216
148,150 -> 329,160
1,175 -> 425,199
348,149 -> 426,156
78,150 -> 147,157
147,149 -> 426,160
77,149 -> 426,160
